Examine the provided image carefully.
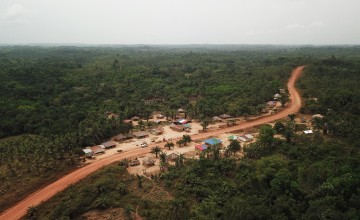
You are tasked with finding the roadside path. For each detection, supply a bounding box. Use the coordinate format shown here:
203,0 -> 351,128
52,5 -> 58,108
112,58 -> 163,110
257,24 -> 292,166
0,66 -> 304,220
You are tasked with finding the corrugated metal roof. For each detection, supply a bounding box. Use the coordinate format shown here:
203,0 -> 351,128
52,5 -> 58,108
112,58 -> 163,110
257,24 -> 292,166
204,138 -> 222,145
195,144 -> 207,151
83,149 -> 92,154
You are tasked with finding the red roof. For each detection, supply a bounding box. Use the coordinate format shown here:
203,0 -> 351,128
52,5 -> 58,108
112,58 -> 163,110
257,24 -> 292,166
195,144 -> 208,151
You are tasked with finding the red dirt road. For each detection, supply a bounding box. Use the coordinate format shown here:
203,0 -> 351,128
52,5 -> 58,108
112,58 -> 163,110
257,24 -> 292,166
0,66 -> 304,220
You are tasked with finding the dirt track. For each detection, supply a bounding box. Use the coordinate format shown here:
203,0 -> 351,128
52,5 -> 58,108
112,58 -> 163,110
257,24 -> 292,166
0,66 -> 304,220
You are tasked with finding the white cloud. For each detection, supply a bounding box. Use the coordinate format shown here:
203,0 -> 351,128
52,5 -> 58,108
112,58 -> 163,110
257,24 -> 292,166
6,4 -> 29,17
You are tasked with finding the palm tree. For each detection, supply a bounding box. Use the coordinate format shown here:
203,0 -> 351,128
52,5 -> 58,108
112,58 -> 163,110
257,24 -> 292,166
150,146 -> 161,158
137,174 -> 143,188
159,151 -> 168,171
288,114 -> 296,122
124,205 -> 134,220
171,198 -> 187,220
176,139 -> 184,147
117,182 -> 127,195
182,135 -> 192,146
165,141 -> 174,150
176,153 -> 185,167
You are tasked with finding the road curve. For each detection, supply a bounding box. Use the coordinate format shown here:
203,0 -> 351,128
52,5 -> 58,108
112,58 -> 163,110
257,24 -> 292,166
0,66 -> 304,220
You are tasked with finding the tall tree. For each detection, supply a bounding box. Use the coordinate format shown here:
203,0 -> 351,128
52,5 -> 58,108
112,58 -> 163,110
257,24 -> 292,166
150,146 -> 161,158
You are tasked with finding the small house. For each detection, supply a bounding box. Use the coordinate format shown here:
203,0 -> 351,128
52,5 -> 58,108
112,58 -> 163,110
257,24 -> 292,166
129,159 -> 140,166
212,116 -> 222,122
177,119 -> 188,124
239,136 -> 251,142
156,114 -> 165,119
244,134 -> 254,140
82,149 -> 94,157
151,127 -> 164,135
167,153 -> 180,161
267,101 -> 277,108
274,93 -> 281,100
170,123 -> 185,132
204,138 -> 222,146
90,145 -> 105,154
114,133 -> 133,142
178,108 -> 185,113
102,141 -> 117,149
228,135 -> 238,141
219,114 -> 232,119
303,130 -> 313,134
195,144 -> 208,152
143,158 -> 155,166
312,114 -> 324,119
133,131 -> 149,138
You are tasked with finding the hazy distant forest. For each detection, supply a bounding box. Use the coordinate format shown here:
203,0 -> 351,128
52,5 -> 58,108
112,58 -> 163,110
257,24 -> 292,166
0,46 -> 359,219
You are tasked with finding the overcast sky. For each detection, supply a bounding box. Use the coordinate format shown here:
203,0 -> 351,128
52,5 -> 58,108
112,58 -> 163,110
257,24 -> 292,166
0,0 -> 359,45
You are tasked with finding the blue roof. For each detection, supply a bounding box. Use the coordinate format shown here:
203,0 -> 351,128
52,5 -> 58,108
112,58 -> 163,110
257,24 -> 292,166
204,138 -> 222,145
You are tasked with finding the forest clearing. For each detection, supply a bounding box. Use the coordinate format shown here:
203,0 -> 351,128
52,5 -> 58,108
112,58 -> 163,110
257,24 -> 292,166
0,66 -> 303,220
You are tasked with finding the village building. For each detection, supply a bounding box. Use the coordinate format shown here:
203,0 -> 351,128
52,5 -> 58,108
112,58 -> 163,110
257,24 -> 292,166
228,135 -> 238,141
82,148 -> 94,157
274,93 -> 282,100
178,108 -> 185,113
133,131 -> 149,139
204,138 -> 222,146
170,123 -> 185,132
238,135 -> 251,142
156,114 -> 165,119
151,127 -> 164,135
142,157 -> 155,166
267,101 -> 277,108
212,116 -> 223,122
219,114 -> 232,119
167,153 -> 180,161
195,144 -> 208,152
312,114 -> 324,119
129,159 -> 140,166
303,130 -> 313,134
89,145 -> 105,154
244,134 -> 254,140
175,119 -> 188,124
114,133 -> 133,142
101,141 -> 117,149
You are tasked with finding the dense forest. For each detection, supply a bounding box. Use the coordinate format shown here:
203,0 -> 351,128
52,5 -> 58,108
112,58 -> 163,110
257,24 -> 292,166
1,46 -> 360,219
